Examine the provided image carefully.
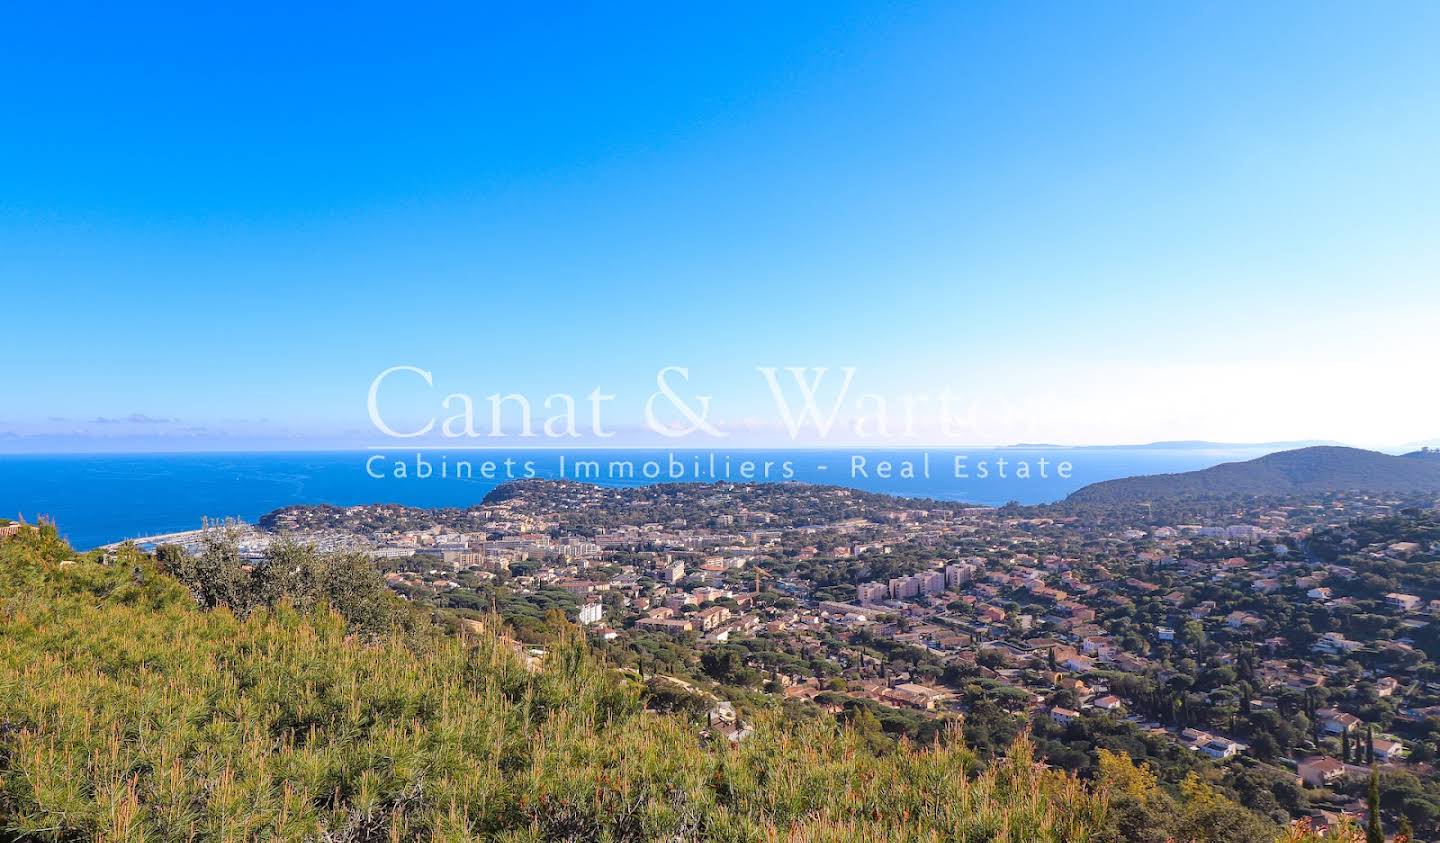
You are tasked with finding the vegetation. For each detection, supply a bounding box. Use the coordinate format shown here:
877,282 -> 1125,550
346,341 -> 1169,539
0,525 -> 1097,840
155,532 -> 432,643
0,525 -> 1366,840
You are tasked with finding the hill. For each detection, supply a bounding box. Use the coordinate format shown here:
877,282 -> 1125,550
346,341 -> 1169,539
0,524 -> 1117,841
1006,440 -> 1343,451
1066,446 -> 1440,504
0,525 -> 1358,841
263,479 -> 975,537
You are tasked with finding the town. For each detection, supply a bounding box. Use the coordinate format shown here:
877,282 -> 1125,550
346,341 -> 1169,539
237,478 -> 1440,836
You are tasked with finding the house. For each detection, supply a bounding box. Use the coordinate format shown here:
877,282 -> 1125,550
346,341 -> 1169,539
1371,737 -> 1406,762
1200,737 -> 1244,760
1049,706 -> 1079,726
1081,636 -> 1118,660
1316,708 -> 1361,735
1091,695 -> 1124,713
1182,728 -> 1244,760
1297,756 -> 1347,787
1385,593 -> 1422,613
578,601 -> 604,625
1313,632 -> 1363,655
978,605 -> 1007,623
883,683 -> 950,711
1226,610 -> 1264,630
1111,653 -> 1151,673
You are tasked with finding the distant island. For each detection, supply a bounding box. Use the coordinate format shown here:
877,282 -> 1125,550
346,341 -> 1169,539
1066,445 -> 1440,503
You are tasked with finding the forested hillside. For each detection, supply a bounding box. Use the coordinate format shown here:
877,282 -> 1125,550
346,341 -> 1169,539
0,525 -> 1353,841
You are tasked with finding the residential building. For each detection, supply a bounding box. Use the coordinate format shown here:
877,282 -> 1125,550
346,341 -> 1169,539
1298,756 -> 1346,787
856,582 -> 888,604
578,601 -> 604,625
1049,706 -> 1079,726
1316,708 -> 1361,735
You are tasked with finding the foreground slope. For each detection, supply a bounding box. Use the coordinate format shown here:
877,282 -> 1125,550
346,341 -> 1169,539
0,525 -> 1108,841
0,525 -> 1364,841
1066,446 -> 1440,503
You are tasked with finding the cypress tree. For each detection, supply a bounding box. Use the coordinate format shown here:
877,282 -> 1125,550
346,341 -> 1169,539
1367,766 -> 1384,843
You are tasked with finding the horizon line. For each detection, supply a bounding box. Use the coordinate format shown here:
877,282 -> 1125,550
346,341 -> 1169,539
0,440 -> 1404,458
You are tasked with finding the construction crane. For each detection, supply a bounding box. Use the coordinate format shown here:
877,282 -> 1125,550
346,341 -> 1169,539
753,564 -> 772,595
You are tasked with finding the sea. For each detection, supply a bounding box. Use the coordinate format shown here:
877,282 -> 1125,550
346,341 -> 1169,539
0,447 -> 1278,550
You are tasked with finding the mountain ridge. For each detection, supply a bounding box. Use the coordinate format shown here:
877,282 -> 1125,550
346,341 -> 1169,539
1065,445 -> 1440,503
1005,439 -> 1346,451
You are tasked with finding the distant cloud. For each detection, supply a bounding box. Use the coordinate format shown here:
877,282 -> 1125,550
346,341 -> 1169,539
92,414 -> 178,425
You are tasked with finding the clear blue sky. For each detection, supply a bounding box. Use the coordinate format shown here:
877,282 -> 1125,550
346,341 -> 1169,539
3,2 -> 1438,451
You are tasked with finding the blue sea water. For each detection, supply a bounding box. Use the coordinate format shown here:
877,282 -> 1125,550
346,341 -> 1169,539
0,448 -> 1274,550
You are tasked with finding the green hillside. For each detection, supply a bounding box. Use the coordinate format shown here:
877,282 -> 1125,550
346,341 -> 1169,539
0,525 -> 1348,842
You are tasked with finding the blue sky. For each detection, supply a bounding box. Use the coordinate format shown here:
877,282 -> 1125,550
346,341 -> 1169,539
3,2 -> 1438,451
